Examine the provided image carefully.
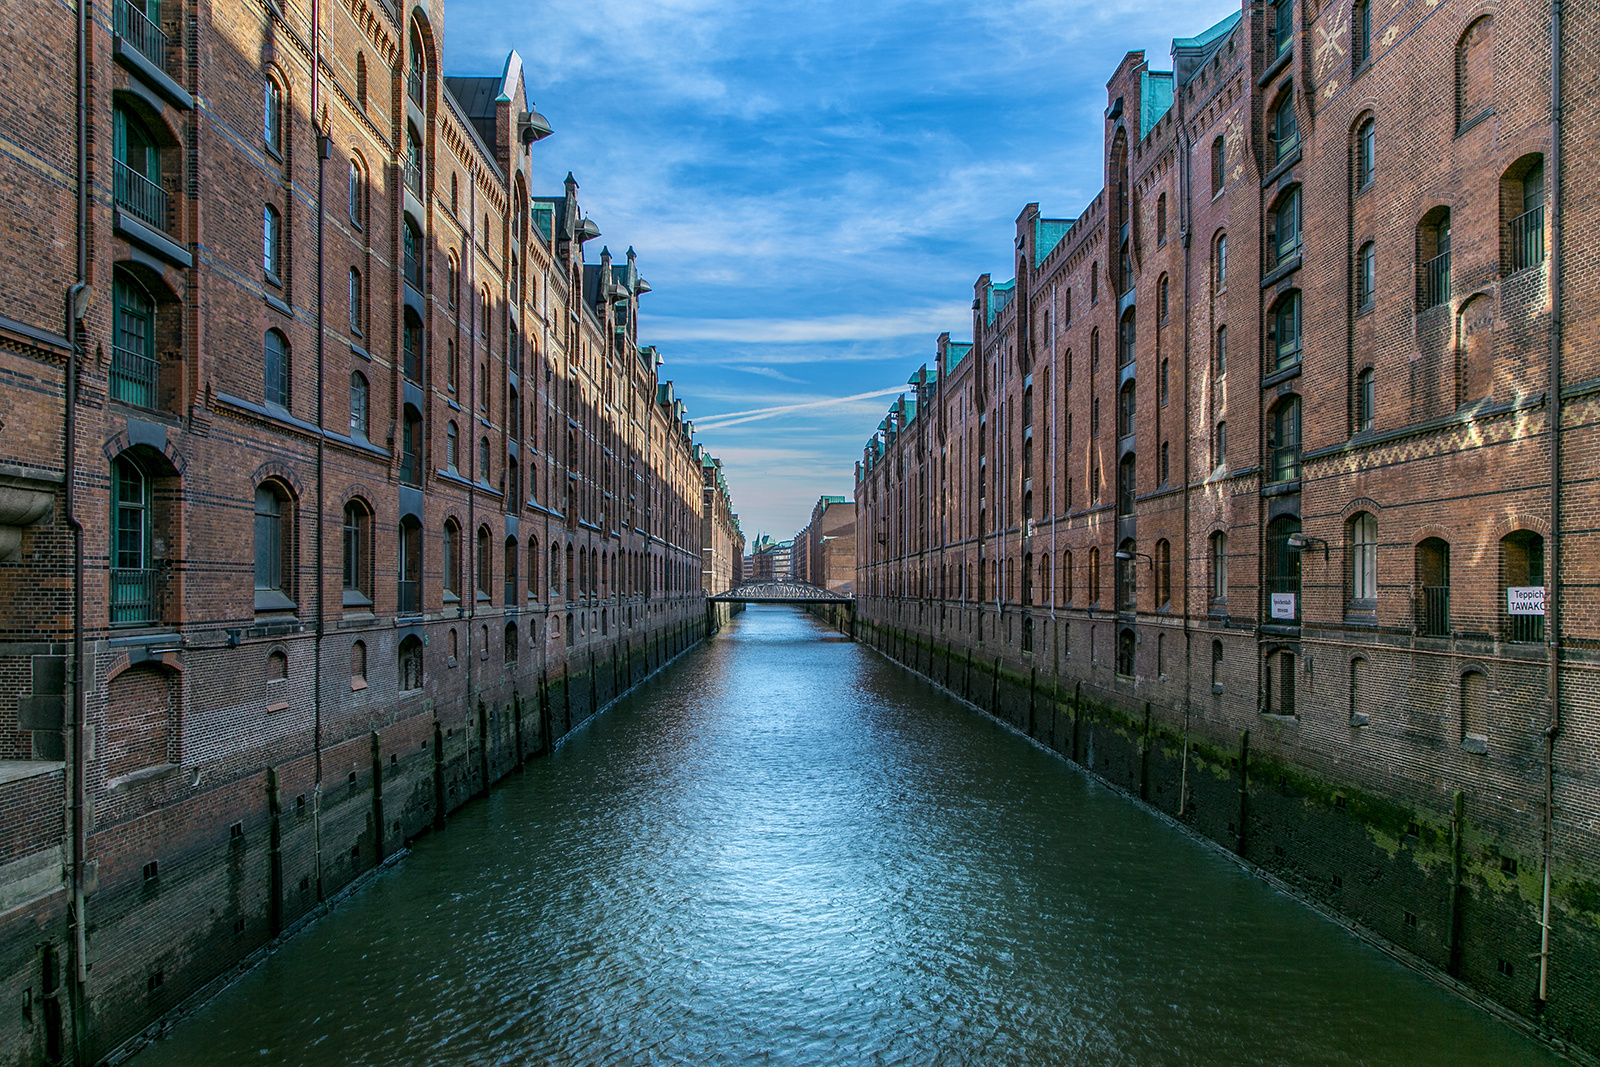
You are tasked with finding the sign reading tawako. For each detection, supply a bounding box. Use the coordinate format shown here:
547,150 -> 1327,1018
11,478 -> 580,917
1507,586 -> 1546,616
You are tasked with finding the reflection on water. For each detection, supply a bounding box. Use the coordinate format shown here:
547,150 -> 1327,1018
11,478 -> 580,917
133,606 -> 1560,1066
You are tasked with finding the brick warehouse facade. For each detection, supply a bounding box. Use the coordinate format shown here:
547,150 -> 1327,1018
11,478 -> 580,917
856,0 -> 1599,1056
0,0 -> 730,1059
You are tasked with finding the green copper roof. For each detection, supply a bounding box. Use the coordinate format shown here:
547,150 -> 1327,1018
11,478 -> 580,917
1034,219 -> 1074,266
1141,71 -> 1174,138
986,279 -> 1015,326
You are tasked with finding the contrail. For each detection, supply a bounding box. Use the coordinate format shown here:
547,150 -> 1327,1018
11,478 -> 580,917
693,385 -> 906,431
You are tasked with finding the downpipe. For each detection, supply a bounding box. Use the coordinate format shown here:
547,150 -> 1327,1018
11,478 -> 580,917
1536,0 -> 1563,1016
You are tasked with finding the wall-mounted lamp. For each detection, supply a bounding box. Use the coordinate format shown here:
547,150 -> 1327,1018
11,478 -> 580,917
1286,532 -> 1330,560
1114,549 -> 1155,568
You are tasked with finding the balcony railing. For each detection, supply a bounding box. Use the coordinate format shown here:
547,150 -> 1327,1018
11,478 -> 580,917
1506,612 -> 1544,644
114,0 -> 168,71
407,69 -> 424,107
1270,445 -> 1300,484
111,567 -> 159,625
404,156 -> 423,197
114,158 -> 168,231
397,579 -> 419,615
399,450 -> 421,486
403,244 -> 423,290
1270,130 -> 1299,167
111,344 -> 159,408
1419,251 -> 1451,309
1418,586 -> 1450,636
1508,207 -> 1545,274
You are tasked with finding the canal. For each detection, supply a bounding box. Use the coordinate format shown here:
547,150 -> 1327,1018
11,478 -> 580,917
131,606 -> 1560,1066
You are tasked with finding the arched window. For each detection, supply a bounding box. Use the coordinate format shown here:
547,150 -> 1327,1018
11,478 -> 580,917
1272,0 -> 1294,57
1117,454 -> 1136,516
1039,552 -> 1051,606
506,455 -> 520,511
1116,539 -> 1137,612
254,481 -> 294,611
264,329 -> 289,408
341,500 -> 371,605
1211,639 -> 1224,689
263,77 -> 283,155
1062,550 -> 1074,604
1215,325 -> 1227,377
111,270 -> 158,408
398,516 -> 421,614
1156,193 -> 1167,245
1349,657 -> 1369,725
1456,17 -> 1494,132
1088,547 -> 1101,604
404,124 -> 423,196
1504,156 -> 1546,274
1267,395 -> 1300,482
1090,261 -> 1099,304
349,373 -> 370,440
400,406 -> 423,486
1460,670 -> 1488,750
113,105 -> 165,231
1354,367 -> 1375,432
1348,512 -> 1377,604
445,338 -> 458,397
1211,136 -> 1225,196
442,520 -> 459,601
528,537 -> 540,599
1155,539 -> 1171,608
1214,233 -> 1228,291
1269,89 -> 1299,166
348,268 -> 363,334
1500,530 -> 1545,643
1269,185 -> 1301,266
1418,207 -> 1451,309
1118,380 -> 1136,438
1209,531 -> 1228,605
1116,627 -> 1135,677
1353,0 -> 1371,68
1266,648 -> 1296,714
504,537 -> 518,606
478,437 -> 490,483
1356,241 -> 1376,310
263,204 -> 282,279
551,542 -> 563,598
444,420 -> 459,472
111,454 -> 155,624
407,25 -> 426,106
1158,275 -> 1169,323
399,635 -> 423,691
403,216 -> 423,289
1415,537 -> 1451,636
505,622 -> 519,665
1269,290 -> 1302,369
402,308 -> 424,382
1356,118 -> 1376,189
351,640 -> 367,687
1118,309 -> 1136,368
476,525 -> 492,598
1265,515 -> 1302,622
348,159 -> 365,227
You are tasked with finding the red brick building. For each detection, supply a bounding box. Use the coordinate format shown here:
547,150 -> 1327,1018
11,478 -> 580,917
0,0 -> 723,1059
857,0 -> 1598,1053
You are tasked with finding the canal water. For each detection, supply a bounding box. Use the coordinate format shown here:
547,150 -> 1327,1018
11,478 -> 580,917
133,606 -> 1561,1066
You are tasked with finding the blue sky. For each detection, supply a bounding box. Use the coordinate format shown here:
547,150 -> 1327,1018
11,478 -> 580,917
444,0 -> 1237,541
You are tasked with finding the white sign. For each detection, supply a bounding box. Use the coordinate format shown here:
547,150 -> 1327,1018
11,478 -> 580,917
1271,593 -> 1297,620
1507,586 -> 1546,616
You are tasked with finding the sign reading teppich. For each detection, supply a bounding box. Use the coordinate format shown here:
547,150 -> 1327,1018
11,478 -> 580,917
1507,586 -> 1546,616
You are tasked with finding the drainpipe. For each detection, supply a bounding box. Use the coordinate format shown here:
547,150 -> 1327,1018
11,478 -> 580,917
1537,0 -> 1563,1014
312,76 -> 330,899
64,0 -> 90,1046
1174,62 -> 1194,816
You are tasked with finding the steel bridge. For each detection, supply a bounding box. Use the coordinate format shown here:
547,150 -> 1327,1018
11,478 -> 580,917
707,580 -> 854,604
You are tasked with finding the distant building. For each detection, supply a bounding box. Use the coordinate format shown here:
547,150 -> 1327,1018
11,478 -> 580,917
744,534 -> 792,581
798,496 -> 855,595
701,452 -> 744,599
